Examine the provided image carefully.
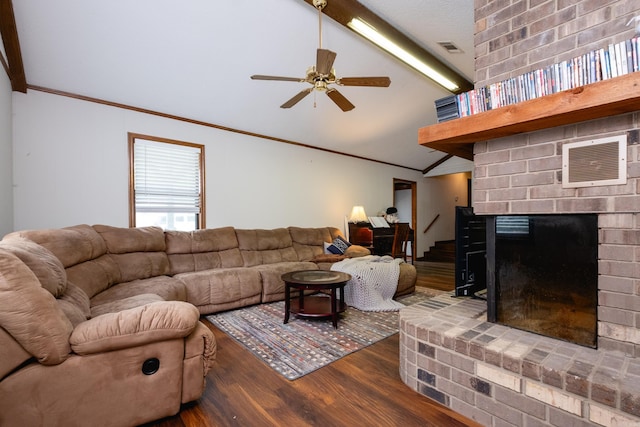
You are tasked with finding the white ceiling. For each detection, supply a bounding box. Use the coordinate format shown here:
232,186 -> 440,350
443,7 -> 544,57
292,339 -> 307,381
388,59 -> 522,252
10,0 -> 475,172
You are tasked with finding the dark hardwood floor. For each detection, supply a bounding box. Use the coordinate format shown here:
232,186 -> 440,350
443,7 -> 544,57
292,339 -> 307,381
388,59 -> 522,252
415,260 -> 455,292
145,261 -> 478,427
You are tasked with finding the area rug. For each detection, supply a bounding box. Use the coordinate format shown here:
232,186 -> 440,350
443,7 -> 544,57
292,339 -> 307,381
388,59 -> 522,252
205,287 -> 445,380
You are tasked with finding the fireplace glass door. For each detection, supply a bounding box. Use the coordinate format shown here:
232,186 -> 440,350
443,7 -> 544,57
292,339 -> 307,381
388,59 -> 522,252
491,214 -> 598,347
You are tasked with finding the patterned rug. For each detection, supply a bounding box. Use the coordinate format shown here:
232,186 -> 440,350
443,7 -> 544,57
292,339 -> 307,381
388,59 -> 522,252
205,287 -> 445,380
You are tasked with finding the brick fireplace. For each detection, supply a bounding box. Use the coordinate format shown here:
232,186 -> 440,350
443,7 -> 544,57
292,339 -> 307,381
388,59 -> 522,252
399,1 -> 640,425
399,120 -> 640,425
474,114 -> 640,357
468,0 -> 640,359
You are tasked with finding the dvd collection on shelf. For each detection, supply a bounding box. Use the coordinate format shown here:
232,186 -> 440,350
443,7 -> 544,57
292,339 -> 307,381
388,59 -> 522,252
435,36 -> 640,123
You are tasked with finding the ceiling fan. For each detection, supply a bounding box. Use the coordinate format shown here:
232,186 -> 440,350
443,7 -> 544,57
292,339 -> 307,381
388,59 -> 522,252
250,0 -> 391,112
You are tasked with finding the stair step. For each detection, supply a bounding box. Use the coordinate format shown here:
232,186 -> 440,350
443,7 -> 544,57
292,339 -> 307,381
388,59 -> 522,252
422,240 -> 455,262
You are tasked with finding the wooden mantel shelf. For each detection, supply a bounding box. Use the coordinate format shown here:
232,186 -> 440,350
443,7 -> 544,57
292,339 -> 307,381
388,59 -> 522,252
419,71 -> 640,160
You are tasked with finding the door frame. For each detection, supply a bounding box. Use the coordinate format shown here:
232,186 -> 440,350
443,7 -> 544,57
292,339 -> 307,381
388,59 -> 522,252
393,178 -> 417,258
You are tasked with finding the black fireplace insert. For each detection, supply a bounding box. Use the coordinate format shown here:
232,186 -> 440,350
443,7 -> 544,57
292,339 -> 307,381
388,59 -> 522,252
486,214 -> 598,348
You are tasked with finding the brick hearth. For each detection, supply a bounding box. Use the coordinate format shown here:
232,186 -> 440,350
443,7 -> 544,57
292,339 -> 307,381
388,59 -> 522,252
399,294 -> 640,426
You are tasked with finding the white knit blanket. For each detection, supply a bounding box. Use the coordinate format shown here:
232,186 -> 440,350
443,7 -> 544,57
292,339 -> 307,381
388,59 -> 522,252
330,255 -> 405,312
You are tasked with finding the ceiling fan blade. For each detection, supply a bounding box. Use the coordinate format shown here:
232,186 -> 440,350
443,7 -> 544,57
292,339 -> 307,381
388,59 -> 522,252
337,77 -> 391,87
316,49 -> 337,75
251,75 -> 304,82
280,88 -> 313,108
326,89 -> 355,112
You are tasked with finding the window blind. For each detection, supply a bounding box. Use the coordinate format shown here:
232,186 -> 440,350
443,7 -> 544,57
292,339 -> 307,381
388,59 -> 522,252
134,139 -> 201,213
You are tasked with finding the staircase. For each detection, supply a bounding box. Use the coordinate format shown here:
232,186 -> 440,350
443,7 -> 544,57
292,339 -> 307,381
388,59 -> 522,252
421,240 -> 455,262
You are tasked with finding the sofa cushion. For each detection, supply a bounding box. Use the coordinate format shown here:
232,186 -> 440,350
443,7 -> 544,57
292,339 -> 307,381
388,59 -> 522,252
89,275 -> 187,308
396,263 -> 417,297
56,281 -> 91,327
93,225 -> 170,282
236,228 -> 298,267
6,224 -> 107,268
0,248 -> 72,365
288,226 -> 344,261
90,294 -> 165,318
165,227 -> 243,274
175,268 -> 262,314
6,225 -> 120,298
165,227 -> 238,253
109,251 -> 171,283
253,261 -> 319,303
57,300 -> 88,327
0,237 -> 67,297
0,327 -> 32,381
93,224 -> 166,253
65,254 -> 121,299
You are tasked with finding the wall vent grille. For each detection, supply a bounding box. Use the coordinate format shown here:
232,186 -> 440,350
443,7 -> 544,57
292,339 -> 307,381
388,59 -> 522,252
562,135 -> 627,188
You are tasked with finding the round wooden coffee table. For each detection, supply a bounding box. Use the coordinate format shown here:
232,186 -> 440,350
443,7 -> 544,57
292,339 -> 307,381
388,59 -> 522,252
281,270 -> 352,329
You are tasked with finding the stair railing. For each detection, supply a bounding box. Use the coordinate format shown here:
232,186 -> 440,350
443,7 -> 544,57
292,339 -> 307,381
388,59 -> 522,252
423,214 -> 440,234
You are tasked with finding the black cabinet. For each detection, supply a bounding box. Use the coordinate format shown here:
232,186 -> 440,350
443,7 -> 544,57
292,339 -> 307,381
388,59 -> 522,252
454,207 -> 486,297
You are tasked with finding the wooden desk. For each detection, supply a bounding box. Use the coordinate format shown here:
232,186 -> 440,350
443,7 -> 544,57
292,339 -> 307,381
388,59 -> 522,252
348,223 -> 414,259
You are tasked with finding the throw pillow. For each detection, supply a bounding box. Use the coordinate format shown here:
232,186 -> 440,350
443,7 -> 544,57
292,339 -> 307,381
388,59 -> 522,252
326,236 -> 351,254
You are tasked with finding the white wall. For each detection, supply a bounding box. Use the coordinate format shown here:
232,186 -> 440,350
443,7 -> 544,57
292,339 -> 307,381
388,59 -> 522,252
10,90 -> 464,256
419,172 -> 470,255
0,66 -> 13,237
6,93 -> 408,223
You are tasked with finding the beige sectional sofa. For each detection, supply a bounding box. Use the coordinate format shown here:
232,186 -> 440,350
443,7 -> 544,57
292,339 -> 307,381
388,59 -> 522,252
0,223 -> 416,426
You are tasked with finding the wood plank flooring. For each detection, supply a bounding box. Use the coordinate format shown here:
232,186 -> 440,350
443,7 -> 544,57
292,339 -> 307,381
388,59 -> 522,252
145,261 -> 479,427
415,260 -> 455,292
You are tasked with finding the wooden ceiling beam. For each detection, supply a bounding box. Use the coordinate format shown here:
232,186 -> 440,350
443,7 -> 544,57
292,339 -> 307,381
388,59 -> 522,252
0,0 -> 27,93
422,153 -> 454,175
302,0 -> 473,94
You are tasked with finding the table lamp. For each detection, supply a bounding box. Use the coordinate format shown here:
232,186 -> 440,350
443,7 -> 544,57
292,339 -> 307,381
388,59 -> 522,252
349,206 -> 368,223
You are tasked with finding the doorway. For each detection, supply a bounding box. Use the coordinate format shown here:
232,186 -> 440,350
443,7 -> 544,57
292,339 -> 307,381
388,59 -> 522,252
393,179 -> 417,259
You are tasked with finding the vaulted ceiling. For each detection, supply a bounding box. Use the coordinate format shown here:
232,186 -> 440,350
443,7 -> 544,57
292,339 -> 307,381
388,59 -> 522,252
1,0 -> 475,173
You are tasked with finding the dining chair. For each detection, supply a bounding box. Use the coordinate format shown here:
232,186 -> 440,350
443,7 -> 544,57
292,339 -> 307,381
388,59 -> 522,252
390,223 -> 411,263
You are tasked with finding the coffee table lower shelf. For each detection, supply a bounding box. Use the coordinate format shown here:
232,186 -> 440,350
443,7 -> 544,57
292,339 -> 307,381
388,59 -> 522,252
289,295 -> 347,318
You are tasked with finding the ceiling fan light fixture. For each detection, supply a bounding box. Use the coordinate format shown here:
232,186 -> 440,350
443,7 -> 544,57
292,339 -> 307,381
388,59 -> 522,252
251,0 -> 390,111
347,18 -> 459,92
314,80 -> 328,91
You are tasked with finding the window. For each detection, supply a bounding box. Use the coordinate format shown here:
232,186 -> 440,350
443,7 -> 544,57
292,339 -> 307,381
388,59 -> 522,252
129,133 -> 205,230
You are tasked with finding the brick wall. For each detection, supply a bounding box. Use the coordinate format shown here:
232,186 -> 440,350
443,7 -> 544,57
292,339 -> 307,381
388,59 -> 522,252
472,1 -> 640,355
474,0 -> 639,87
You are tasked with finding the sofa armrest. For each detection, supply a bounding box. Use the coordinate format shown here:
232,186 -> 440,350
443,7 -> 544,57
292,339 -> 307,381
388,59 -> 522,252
70,301 -> 200,355
181,321 -> 217,403
344,244 -> 371,257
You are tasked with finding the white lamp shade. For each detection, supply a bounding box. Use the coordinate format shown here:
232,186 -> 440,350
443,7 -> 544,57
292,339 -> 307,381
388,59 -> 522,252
349,206 -> 368,223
